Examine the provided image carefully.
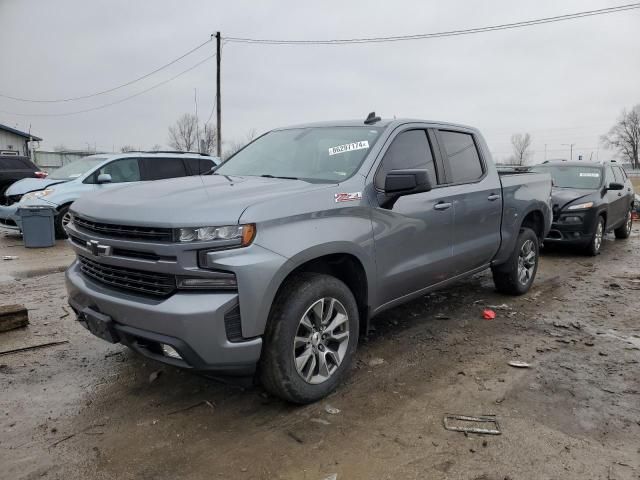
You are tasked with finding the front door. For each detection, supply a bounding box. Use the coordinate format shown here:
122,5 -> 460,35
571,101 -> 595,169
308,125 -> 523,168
371,128 -> 454,306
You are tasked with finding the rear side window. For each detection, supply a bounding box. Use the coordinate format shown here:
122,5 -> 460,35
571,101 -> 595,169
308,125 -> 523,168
185,157 -> 215,175
375,130 -> 437,189
0,157 -> 31,169
439,131 -> 483,184
142,158 -> 188,180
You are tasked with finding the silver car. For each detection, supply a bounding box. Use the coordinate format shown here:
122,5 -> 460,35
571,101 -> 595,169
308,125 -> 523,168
0,151 -> 219,237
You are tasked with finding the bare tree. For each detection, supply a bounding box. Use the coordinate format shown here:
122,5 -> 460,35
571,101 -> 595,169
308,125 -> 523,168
601,105 -> 640,168
120,145 -> 138,153
223,129 -> 258,160
511,133 -> 533,165
168,114 -> 199,151
149,144 -> 162,152
201,124 -> 217,155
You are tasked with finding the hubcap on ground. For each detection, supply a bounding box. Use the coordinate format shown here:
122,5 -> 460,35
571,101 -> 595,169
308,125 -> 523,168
594,221 -> 603,252
293,297 -> 350,385
517,239 -> 536,286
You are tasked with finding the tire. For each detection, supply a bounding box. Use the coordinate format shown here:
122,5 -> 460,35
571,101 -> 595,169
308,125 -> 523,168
259,272 -> 359,404
584,215 -> 605,256
614,208 -> 632,239
54,204 -> 71,239
492,227 -> 539,295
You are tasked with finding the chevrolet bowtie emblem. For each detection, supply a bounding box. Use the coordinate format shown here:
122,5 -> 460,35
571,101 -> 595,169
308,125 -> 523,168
86,240 -> 112,257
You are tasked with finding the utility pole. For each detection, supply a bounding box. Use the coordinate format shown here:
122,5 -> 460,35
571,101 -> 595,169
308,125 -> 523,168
562,143 -> 575,161
216,32 -> 222,158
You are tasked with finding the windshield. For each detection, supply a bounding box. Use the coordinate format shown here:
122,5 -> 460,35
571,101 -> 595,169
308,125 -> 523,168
214,127 -> 383,182
49,157 -> 108,180
531,165 -> 603,189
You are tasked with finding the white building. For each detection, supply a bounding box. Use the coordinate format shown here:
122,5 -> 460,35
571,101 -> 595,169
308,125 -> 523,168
0,123 -> 42,158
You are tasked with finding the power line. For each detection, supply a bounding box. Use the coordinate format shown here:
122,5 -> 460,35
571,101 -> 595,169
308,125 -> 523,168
0,53 -> 216,117
225,3 -> 640,45
0,37 -> 213,103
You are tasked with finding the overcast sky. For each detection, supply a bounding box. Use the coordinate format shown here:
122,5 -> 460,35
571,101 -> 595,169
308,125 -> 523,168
1,0 -> 638,163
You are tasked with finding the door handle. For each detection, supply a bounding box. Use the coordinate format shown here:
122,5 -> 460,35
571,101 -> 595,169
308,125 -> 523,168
434,202 -> 452,211
487,194 -> 501,201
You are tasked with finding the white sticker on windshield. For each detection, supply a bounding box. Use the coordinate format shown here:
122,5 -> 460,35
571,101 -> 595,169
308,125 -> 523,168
328,140 -> 369,156
579,172 -> 600,177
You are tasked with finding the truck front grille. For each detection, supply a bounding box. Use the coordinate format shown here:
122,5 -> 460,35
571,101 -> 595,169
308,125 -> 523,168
73,215 -> 173,242
78,255 -> 176,297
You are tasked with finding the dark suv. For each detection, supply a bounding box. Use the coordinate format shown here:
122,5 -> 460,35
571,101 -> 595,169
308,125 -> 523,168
531,161 -> 634,255
0,155 -> 47,198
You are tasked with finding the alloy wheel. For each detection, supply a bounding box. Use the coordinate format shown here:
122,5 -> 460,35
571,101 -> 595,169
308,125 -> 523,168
517,239 -> 536,286
594,220 -> 603,252
293,297 -> 350,385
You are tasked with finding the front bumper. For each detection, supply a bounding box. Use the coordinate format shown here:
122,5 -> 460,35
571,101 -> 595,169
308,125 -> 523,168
66,261 -> 262,375
0,204 -> 20,230
0,198 -> 60,231
544,210 -> 597,245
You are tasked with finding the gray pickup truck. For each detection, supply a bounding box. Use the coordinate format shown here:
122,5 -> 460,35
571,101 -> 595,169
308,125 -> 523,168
65,116 -> 552,403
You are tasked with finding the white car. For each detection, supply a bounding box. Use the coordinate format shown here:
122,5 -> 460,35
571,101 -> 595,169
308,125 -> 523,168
0,151 -> 219,237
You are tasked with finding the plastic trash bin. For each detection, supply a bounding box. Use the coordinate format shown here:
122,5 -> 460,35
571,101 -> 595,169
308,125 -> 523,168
18,206 -> 56,248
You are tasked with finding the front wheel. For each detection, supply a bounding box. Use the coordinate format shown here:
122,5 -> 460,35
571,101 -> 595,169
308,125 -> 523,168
492,227 -> 539,295
259,273 -> 359,404
54,205 -> 71,239
614,208 -> 632,239
584,215 -> 604,256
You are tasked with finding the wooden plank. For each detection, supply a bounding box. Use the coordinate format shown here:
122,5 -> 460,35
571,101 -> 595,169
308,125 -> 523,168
0,304 -> 29,333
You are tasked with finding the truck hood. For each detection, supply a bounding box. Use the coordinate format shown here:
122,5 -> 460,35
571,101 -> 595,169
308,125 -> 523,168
551,188 -> 594,211
71,174 -> 333,227
5,178 -> 69,196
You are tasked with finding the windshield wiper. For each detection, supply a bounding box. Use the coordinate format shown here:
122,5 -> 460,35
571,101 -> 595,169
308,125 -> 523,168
260,174 -> 299,180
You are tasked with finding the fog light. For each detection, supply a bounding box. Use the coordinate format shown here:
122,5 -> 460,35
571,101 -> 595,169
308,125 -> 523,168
161,344 -> 182,359
176,273 -> 237,290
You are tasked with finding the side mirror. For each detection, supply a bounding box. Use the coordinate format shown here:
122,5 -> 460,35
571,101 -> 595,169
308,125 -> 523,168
96,173 -> 112,184
384,169 -> 432,195
607,182 -> 624,191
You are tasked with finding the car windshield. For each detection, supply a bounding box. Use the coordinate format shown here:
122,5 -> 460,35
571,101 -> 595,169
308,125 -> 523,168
214,127 -> 383,182
531,165 -> 603,189
49,157 -> 108,180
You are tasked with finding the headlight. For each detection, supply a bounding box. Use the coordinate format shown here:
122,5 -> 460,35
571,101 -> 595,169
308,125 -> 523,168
175,224 -> 256,246
21,188 -> 55,202
567,202 -> 593,210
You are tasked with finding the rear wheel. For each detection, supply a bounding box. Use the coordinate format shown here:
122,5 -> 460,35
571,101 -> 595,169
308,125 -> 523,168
585,216 -> 604,256
259,273 -> 359,404
492,227 -> 539,295
54,204 -> 71,239
614,208 -> 632,239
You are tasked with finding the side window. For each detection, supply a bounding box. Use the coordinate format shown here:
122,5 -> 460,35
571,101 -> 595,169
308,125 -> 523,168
142,158 -> 188,180
375,130 -> 437,189
96,158 -> 141,183
613,166 -> 626,183
185,157 -> 215,175
439,130 -> 483,184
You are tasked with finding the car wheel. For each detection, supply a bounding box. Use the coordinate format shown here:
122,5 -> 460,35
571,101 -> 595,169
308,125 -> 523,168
585,215 -> 605,256
492,227 -> 539,295
54,205 -> 71,239
259,272 -> 359,404
614,208 -> 632,239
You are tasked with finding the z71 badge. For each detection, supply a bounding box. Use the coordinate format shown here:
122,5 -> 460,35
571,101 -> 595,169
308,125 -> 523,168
335,192 -> 362,203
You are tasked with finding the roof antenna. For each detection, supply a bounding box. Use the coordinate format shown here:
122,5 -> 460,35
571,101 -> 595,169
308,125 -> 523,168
364,111 -> 381,125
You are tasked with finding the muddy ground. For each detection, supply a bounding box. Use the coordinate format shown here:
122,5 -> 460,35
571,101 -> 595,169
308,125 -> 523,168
1,228 -> 639,480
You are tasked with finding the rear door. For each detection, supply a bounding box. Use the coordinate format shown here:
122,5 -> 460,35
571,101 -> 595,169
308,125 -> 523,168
371,127 -> 455,305
611,165 -> 631,225
434,129 -> 502,275
141,157 -> 189,180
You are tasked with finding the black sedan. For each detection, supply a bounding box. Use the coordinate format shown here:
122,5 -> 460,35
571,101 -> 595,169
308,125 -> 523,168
530,161 -> 634,255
